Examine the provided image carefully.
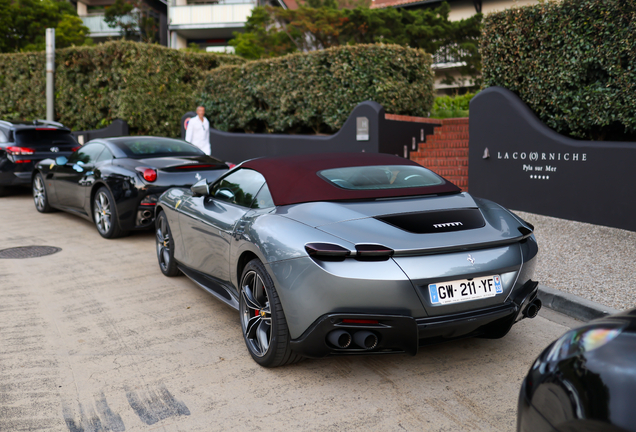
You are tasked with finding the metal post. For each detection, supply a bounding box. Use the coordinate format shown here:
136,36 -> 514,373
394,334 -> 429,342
45,28 -> 55,122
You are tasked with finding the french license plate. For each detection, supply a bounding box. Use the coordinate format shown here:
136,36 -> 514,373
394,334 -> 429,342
429,275 -> 502,305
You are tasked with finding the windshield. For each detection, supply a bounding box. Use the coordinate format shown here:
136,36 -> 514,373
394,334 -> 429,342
110,137 -> 204,158
319,165 -> 444,190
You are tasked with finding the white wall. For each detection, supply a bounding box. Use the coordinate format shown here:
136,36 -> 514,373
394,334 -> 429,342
448,0 -> 540,21
77,1 -> 88,17
170,32 -> 188,49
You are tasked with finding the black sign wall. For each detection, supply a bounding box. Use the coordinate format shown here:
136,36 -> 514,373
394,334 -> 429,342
469,87 -> 636,232
181,101 -> 439,164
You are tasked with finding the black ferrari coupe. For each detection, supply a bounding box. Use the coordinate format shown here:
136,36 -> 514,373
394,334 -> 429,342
33,136 -> 230,238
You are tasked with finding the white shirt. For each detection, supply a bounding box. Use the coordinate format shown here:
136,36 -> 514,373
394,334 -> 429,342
185,115 -> 211,155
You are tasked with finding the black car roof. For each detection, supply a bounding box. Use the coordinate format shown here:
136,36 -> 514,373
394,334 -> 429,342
0,120 -> 70,131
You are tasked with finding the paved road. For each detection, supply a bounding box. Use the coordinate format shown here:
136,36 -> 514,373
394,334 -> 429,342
1,191 -> 579,432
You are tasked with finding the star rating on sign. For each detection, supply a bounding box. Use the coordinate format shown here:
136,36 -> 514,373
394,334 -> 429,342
529,175 -> 550,180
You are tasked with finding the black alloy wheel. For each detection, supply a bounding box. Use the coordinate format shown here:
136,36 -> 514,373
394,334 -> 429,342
239,259 -> 302,367
93,186 -> 126,239
32,173 -> 53,213
156,211 -> 180,277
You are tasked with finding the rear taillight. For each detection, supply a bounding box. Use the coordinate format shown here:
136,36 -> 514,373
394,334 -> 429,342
6,146 -> 35,155
355,244 -> 394,261
140,195 -> 158,206
15,160 -> 32,163
342,319 -> 379,325
72,146 -> 82,152
136,167 -> 157,182
227,163 -> 236,169
305,243 -> 351,261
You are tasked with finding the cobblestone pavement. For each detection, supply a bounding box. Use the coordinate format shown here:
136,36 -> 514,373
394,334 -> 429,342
1,192 -> 579,432
515,210 -> 636,311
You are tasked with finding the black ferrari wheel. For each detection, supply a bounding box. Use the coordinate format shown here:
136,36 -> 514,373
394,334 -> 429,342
239,259 -> 302,367
93,187 -> 126,239
32,173 -> 53,213
156,211 -> 180,277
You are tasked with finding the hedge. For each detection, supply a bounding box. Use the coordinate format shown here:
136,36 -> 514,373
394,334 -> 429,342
430,92 -> 476,119
481,0 -> 636,141
199,44 -> 435,134
0,41 -> 244,136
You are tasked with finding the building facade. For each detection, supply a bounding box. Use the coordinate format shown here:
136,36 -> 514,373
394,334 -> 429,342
74,0 -> 169,46
167,0 -> 256,52
371,0 -> 541,94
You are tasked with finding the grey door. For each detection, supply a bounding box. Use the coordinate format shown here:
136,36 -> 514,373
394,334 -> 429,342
178,168 -> 266,284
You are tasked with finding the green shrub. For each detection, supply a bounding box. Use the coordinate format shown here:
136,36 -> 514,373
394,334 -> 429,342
430,92 -> 476,119
199,44 -> 435,134
481,0 -> 636,141
0,41 -> 244,136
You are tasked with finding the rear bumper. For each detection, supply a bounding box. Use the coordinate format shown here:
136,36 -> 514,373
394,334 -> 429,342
289,280 -> 539,359
0,168 -> 32,186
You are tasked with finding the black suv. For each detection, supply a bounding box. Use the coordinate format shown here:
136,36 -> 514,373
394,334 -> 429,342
0,120 -> 80,196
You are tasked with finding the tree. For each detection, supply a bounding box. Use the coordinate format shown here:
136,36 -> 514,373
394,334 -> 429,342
104,0 -> 158,43
230,1 -> 482,85
0,0 -> 91,53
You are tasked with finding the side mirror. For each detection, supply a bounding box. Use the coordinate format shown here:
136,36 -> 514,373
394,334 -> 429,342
55,156 -> 68,166
191,179 -> 210,197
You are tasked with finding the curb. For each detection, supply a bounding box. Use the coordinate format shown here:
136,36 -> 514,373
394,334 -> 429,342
538,284 -> 621,322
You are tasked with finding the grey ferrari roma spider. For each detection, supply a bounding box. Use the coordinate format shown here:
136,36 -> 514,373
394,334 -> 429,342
155,153 -> 540,367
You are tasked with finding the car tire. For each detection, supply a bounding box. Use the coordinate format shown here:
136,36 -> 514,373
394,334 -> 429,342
239,259 -> 303,368
93,186 -> 127,239
32,172 -> 54,213
156,211 -> 180,277
0,185 -> 7,197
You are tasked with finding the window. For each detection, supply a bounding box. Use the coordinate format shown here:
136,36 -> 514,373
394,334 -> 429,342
211,169 -> 266,208
251,183 -> 275,209
68,144 -> 105,165
15,129 -> 77,146
110,137 -> 203,158
319,165 -> 444,190
96,147 -> 113,163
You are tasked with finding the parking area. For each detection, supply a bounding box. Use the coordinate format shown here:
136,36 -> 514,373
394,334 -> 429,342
1,191 -> 580,432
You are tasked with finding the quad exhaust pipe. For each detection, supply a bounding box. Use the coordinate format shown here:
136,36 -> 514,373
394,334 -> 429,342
524,298 -> 542,319
138,209 -> 153,226
327,330 -> 379,350
353,331 -> 378,350
327,330 -> 352,349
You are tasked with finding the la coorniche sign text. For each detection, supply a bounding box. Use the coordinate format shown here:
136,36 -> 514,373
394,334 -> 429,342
469,87 -> 636,232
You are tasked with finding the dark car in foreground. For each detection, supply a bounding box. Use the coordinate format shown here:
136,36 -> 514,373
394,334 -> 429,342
518,309 -> 636,432
33,136 -> 230,238
0,120 -> 79,196
155,152 -> 541,367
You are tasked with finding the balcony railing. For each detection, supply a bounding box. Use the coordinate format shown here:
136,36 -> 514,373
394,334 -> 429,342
169,3 -> 255,26
432,44 -> 471,68
81,14 -> 135,36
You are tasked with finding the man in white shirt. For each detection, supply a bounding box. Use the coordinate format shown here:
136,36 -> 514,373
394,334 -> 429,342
185,106 -> 211,155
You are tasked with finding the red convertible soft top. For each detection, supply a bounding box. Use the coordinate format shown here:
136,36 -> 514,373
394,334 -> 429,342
241,153 -> 461,206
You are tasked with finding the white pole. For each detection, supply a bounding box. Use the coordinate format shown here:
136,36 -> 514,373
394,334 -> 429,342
45,28 -> 55,122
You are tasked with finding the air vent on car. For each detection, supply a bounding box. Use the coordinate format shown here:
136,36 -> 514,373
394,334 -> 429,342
375,208 -> 485,234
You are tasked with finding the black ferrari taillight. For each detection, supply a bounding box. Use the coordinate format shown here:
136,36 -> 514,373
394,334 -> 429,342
305,243 -> 351,261
135,167 -> 157,182
355,244 -> 394,261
